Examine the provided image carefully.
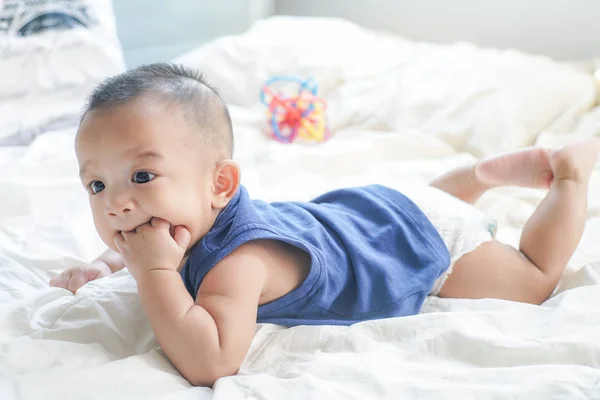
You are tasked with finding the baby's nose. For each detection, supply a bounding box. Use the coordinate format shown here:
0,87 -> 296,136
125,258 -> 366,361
105,192 -> 135,217
107,206 -> 131,217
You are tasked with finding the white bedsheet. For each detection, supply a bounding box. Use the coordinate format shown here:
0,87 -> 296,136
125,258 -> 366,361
2,17 -> 600,400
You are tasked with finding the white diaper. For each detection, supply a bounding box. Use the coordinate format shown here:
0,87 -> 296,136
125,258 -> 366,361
392,182 -> 497,296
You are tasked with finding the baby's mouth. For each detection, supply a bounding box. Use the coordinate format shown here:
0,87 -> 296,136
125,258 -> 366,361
118,219 -> 152,233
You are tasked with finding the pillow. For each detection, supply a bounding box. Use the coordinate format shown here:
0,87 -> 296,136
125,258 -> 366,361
0,0 -> 126,145
176,17 -> 596,157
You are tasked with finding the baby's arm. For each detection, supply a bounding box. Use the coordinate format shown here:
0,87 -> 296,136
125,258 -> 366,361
94,248 -> 126,273
50,248 -> 125,293
136,243 -> 266,386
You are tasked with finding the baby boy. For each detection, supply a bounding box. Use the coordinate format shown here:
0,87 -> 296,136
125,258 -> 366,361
50,63 -> 600,386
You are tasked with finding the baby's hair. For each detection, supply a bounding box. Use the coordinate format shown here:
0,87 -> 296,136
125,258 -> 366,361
82,63 -> 234,157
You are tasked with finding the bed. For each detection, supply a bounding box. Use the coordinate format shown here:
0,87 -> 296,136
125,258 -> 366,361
2,15 -> 600,400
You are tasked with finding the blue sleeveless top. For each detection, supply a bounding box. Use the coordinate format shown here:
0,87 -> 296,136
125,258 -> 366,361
180,185 -> 450,327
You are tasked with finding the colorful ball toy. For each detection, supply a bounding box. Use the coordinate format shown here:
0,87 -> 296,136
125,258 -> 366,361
260,76 -> 330,144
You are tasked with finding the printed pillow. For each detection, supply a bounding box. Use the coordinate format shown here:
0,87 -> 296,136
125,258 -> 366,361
0,0 -> 126,145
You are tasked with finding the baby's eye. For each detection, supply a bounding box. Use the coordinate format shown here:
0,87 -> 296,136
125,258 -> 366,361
132,171 -> 156,184
88,180 -> 105,194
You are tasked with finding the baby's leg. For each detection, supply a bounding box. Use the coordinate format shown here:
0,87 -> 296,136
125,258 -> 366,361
430,147 -> 553,204
438,140 -> 600,304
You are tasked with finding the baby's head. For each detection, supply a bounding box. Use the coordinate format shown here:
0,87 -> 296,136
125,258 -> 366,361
76,63 -> 239,255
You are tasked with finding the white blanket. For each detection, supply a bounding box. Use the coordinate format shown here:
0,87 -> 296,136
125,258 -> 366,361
2,17 -> 600,400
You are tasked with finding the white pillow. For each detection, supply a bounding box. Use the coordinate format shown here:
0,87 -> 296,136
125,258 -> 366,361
0,0 -> 126,145
176,17 -> 596,157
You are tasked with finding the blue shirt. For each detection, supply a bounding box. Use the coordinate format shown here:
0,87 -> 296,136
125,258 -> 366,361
180,185 -> 450,326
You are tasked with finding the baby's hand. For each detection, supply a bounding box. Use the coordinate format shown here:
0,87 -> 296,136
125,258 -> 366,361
114,217 -> 191,281
50,261 -> 113,293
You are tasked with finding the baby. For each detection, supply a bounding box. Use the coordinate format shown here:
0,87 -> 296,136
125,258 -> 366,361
50,63 -> 600,386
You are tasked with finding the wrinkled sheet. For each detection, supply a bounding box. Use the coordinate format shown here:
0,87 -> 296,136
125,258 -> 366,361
2,17 -> 600,400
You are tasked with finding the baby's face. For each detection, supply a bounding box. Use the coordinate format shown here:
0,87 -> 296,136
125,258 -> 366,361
76,98 -> 218,256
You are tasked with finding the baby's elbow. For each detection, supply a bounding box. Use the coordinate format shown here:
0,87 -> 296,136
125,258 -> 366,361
185,373 -> 217,388
182,362 -> 239,387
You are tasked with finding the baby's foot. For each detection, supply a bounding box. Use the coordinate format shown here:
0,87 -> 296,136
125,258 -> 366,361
474,147 -> 554,189
549,139 -> 600,184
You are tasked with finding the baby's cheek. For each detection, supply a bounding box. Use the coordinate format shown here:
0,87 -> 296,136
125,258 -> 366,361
92,215 -> 118,252
91,215 -> 107,239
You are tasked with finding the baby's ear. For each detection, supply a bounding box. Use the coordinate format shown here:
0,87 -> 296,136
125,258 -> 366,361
211,160 -> 241,209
